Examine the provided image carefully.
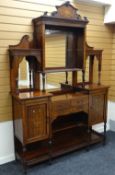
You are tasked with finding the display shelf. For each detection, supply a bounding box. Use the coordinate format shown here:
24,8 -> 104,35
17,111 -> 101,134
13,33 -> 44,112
38,67 -> 82,73
52,112 -> 88,133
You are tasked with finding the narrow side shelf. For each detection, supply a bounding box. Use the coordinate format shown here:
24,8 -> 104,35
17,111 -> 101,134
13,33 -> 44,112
38,67 -> 81,73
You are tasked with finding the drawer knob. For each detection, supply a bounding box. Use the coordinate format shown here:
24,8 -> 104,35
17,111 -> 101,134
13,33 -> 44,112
33,110 -> 35,113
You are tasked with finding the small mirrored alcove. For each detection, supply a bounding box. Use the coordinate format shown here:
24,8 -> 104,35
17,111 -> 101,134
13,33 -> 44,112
18,55 -> 40,90
9,35 -> 41,92
18,58 -> 29,89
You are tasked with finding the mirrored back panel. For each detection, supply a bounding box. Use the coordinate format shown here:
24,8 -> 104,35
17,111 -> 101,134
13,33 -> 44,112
45,25 -> 85,69
18,58 -> 30,89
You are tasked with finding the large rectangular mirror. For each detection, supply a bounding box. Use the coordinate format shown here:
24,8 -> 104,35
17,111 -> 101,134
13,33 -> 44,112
45,32 -> 66,68
45,25 -> 85,70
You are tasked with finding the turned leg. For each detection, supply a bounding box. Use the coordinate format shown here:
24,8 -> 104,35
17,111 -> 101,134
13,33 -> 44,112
23,145 -> 27,152
103,121 -> 107,145
48,139 -> 52,165
22,146 -> 27,174
22,160 -> 27,175
14,137 -> 18,161
86,126 -> 91,151
42,73 -> 46,92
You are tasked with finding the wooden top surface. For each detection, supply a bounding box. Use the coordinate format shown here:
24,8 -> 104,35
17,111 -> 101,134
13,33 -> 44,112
51,92 -> 87,102
12,84 -> 109,101
12,90 -> 87,101
78,84 -> 109,91
12,91 -> 52,100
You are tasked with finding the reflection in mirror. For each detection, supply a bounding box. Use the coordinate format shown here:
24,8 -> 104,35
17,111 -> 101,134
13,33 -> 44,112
18,58 -> 30,89
40,74 -> 59,90
93,58 -> 98,83
76,58 -> 89,83
39,72 -> 72,91
46,72 -> 72,88
77,71 -> 82,83
45,31 -> 66,68
85,58 -> 89,82
45,26 -> 84,70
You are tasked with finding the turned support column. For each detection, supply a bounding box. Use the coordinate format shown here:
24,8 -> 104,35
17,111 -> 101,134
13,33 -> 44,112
65,71 -> 68,84
42,72 -> 46,92
89,55 -> 95,84
97,54 -> 102,85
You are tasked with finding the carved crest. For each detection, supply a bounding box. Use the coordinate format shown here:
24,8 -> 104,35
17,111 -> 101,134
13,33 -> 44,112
51,1 -> 88,21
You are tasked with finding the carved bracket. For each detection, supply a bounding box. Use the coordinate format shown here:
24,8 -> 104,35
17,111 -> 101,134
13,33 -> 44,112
9,35 -> 41,69
9,35 -> 30,49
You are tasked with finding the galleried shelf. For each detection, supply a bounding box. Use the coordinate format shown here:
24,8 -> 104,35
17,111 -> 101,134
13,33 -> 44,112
9,1 -> 109,173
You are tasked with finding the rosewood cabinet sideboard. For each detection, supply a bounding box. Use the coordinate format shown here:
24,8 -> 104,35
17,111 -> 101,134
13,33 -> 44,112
8,1 -> 109,173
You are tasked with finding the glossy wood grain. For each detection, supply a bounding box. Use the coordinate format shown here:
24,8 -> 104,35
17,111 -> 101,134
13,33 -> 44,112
9,2 -> 109,170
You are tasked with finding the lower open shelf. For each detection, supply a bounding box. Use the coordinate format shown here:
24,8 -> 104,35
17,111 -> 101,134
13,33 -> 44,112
16,127 -> 104,166
52,112 -> 88,133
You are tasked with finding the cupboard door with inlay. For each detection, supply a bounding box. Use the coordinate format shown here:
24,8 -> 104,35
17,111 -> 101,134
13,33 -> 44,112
89,92 -> 107,125
25,102 -> 49,144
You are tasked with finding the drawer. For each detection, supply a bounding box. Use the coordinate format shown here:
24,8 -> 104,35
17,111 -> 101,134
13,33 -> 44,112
71,96 -> 88,107
24,98 -> 48,105
51,100 -> 71,118
72,104 -> 88,113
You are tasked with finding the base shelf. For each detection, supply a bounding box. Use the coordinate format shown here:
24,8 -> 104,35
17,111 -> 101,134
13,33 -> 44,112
17,128 -> 104,166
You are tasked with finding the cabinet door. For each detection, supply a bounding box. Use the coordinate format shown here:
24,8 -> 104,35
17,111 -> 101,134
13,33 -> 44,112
26,102 -> 49,143
89,92 -> 107,125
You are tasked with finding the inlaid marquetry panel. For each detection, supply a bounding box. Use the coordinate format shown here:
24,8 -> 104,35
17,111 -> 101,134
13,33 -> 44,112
26,103 -> 49,143
89,93 -> 105,125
